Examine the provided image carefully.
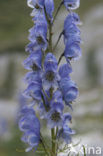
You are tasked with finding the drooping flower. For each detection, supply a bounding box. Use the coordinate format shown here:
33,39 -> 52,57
63,12 -> 81,60
63,113 -> 72,124
23,81 -> 42,101
60,78 -> 78,105
57,125 -> 75,144
42,53 -> 60,90
28,23 -> 47,51
19,106 -> 40,152
64,12 -> 81,29
64,40 -> 81,60
23,50 -> 42,71
64,23 -> 81,44
63,0 -> 80,10
24,71 -> 41,84
59,63 -> 72,78
45,0 -> 54,21
46,105 -> 63,128
25,41 -> 41,54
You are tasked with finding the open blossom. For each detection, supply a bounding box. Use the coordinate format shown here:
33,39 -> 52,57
18,0 -> 82,153
42,53 -> 60,90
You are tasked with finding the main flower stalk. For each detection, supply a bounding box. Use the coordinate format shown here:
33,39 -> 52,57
18,0 -> 82,155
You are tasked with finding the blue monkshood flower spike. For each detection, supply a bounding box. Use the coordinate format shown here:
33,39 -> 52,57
23,50 -> 42,71
20,0 -> 82,153
27,0 -> 44,9
44,0 -> 54,21
64,0 -> 80,10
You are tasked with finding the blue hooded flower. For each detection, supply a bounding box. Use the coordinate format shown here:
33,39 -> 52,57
19,114 -> 40,133
52,90 -> 63,101
60,78 -> 78,104
44,53 -> 58,71
46,107 -> 63,128
64,0 -> 80,10
64,24 -> 80,41
27,0 -> 44,9
32,9 -> 47,24
59,63 -> 72,78
64,40 -> 81,60
24,71 -> 41,84
64,12 -> 81,30
50,98 -> 64,112
31,7 -> 43,17
22,131 -> 40,152
23,81 -> 42,100
42,53 -> 60,90
19,106 -> 40,152
45,0 -> 54,21
23,50 -> 42,71
63,113 -> 72,124
28,23 -> 47,51
57,125 -> 75,144
25,41 -> 41,53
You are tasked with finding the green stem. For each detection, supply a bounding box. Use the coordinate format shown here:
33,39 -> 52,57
40,135 -> 49,156
49,22 -> 53,52
42,88 -> 50,101
58,52 -> 64,65
41,94 -> 48,111
52,1 -> 63,24
53,31 -> 63,51
51,128 -> 56,156
83,145 -> 86,156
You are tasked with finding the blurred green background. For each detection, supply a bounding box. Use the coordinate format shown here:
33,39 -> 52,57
0,0 -> 103,155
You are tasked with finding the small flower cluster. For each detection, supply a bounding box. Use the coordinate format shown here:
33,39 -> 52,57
19,0 -> 81,153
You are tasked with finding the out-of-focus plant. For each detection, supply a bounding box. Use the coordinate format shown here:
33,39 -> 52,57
18,0 -> 82,155
0,117 -> 8,137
